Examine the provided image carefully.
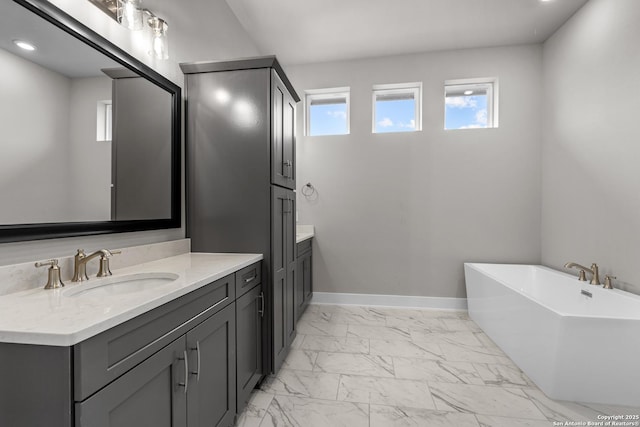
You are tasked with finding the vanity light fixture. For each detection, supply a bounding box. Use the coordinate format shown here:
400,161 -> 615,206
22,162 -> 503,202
88,0 -> 170,60
13,40 -> 36,51
118,0 -> 143,30
147,15 -> 169,60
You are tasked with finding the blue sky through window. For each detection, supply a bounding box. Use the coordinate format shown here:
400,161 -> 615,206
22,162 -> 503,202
309,102 -> 348,136
445,94 -> 488,130
374,98 -> 416,133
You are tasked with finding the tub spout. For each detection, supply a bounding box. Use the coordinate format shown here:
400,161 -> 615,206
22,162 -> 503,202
564,262 -> 600,285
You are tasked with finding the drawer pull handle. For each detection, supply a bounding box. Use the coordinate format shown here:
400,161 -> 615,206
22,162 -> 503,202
283,160 -> 293,178
244,275 -> 257,283
190,341 -> 201,382
283,198 -> 293,214
177,350 -> 189,394
258,291 -> 265,318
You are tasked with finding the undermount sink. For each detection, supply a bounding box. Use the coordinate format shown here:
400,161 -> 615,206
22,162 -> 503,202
64,272 -> 179,298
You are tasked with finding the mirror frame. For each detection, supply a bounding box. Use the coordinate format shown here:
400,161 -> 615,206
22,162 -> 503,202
0,0 -> 181,243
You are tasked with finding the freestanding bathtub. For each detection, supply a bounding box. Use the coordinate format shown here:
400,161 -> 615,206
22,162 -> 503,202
464,263 -> 640,407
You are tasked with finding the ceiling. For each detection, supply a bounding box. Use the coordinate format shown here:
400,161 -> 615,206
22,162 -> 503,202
225,0 -> 589,65
0,1 -> 118,78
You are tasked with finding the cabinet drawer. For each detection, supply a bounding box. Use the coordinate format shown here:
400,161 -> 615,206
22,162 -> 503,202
296,239 -> 312,257
74,275 -> 235,401
235,262 -> 261,297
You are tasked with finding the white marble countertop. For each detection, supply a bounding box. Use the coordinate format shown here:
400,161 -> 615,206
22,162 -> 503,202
296,224 -> 315,243
0,252 -> 262,347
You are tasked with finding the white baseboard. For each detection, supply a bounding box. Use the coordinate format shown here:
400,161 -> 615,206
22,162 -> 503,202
311,292 -> 467,311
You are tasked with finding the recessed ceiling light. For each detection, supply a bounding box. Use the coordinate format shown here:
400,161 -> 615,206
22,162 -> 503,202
464,90 -> 474,95
13,40 -> 36,51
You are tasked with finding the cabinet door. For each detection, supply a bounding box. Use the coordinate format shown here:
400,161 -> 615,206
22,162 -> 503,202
303,248 -> 313,304
295,249 -> 312,322
271,70 -> 296,190
295,254 -> 305,322
75,336 -> 187,427
272,187 -> 296,372
285,194 -> 297,347
186,304 -> 236,427
236,284 -> 264,413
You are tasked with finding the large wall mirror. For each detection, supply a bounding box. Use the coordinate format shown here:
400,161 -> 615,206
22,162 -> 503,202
0,0 -> 180,243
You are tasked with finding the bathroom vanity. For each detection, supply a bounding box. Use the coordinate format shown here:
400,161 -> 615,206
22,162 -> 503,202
0,253 -> 262,427
295,230 -> 314,321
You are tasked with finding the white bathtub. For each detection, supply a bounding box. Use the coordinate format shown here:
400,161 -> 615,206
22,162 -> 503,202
464,263 -> 640,407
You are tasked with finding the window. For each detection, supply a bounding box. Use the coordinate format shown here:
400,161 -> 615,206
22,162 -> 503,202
444,78 -> 498,130
305,88 -> 350,136
372,82 -> 422,133
96,100 -> 112,141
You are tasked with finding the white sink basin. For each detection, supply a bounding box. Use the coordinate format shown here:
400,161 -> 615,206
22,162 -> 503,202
64,272 -> 179,298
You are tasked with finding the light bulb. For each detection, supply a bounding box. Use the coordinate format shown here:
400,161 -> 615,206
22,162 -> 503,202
118,0 -> 143,30
148,17 -> 169,60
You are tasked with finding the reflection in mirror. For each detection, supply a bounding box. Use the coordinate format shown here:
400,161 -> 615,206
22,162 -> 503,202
104,68 -> 172,221
0,0 -> 179,240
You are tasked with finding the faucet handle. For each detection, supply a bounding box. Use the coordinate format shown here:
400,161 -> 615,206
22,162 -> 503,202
589,263 -> 601,285
578,270 -> 587,281
603,275 -> 616,289
96,250 -> 120,277
35,259 -> 65,290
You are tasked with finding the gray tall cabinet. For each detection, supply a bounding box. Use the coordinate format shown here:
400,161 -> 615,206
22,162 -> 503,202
180,57 -> 300,382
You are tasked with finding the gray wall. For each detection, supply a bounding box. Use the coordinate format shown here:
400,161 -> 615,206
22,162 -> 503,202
288,45 -> 543,299
68,76 -> 112,222
541,0 -> 640,294
0,47 -> 72,224
0,0 -> 260,266
0,52 -> 117,224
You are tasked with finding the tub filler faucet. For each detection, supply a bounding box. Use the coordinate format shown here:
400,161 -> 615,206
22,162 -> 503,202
564,262 -> 600,285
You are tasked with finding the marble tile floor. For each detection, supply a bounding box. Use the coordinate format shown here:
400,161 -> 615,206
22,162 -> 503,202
235,304 -> 639,427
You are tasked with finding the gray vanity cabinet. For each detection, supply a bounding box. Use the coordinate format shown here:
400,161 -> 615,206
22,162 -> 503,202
75,293 -> 237,427
76,304 -> 236,427
75,336 -> 188,427
272,186 -> 297,371
295,239 -> 313,321
0,263 -> 263,427
235,284 -> 264,413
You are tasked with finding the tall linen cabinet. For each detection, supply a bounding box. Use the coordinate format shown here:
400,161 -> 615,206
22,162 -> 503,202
180,57 -> 299,381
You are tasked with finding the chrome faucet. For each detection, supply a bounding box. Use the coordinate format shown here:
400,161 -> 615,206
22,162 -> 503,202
72,249 -> 121,282
564,262 -> 601,285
